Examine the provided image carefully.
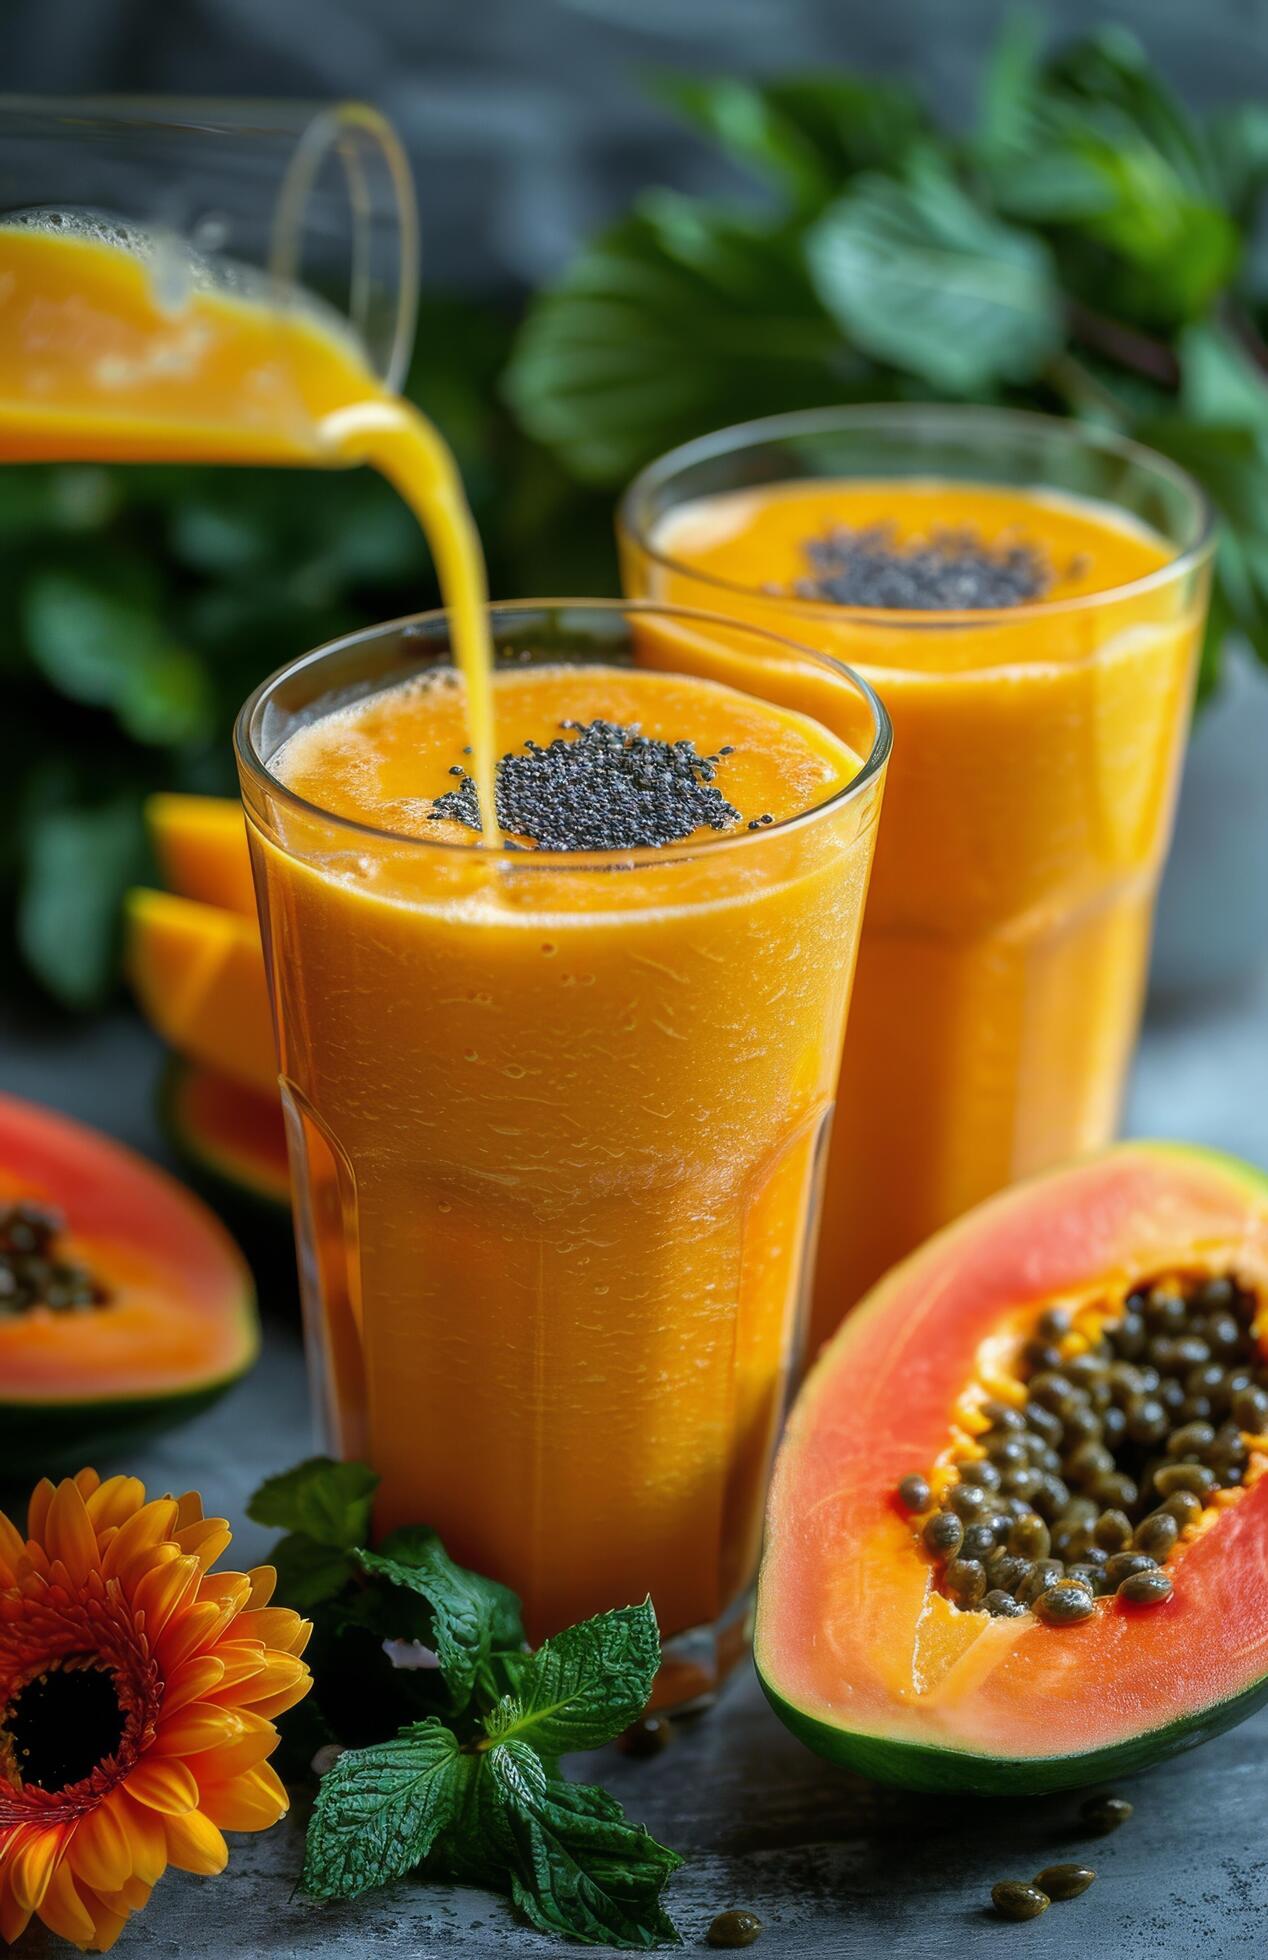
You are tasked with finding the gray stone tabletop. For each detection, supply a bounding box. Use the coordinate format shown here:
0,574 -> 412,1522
3,969 -> 1268,1959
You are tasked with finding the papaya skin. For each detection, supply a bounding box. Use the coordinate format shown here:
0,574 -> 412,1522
755,1143 -> 1268,1794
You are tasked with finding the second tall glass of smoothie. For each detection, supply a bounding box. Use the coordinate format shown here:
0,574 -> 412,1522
620,407 -> 1214,1346
237,601 -> 888,1700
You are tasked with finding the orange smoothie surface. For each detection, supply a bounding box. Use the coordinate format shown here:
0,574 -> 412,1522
657,478 -> 1174,646
274,662 -> 860,850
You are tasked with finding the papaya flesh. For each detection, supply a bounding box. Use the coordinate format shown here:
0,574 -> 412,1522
147,792 -> 257,916
756,1143 -> 1268,1794
126,886 -> 276,1096
0,1092 -> 258,1475
163,1061 -> 290,1210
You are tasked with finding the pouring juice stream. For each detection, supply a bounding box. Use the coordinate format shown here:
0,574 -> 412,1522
0,218 -> 502,840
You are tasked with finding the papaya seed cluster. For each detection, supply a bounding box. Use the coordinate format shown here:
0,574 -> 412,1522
898,1274 -> 1268,1627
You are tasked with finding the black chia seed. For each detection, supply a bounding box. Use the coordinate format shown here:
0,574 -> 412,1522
428,718 -> 743,850
789,522 -> 1051,611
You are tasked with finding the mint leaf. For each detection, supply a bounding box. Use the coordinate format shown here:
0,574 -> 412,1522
484,1744 -> 682,1949
248,1457 -> 378,1549
807,160 -> 1061,395
267,1531 -> 357,1610
355,1526 -> 525,1709
302,1719 -> 467,1902
484,1601 -> 660,1759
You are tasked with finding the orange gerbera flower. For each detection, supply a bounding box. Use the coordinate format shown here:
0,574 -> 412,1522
0,1469 -> 311,1952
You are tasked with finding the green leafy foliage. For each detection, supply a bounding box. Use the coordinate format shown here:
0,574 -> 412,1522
505,193 -> 851,486
17,789 -> 149,1010
807,161 -> 1062,394
507,20 -> 1268,709
250,1458 -> 679,1949
659,71 -> 929,210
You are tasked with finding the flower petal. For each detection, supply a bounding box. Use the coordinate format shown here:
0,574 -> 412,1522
232,1607 -> 311,1655
124,1757 -> 199,1816
214,1652 -> 308,1710
114,1797 -> 167,1887
173,1491 -> 205,1530
68,1798 -> 134,1894
161,1653 -> 225,1717
25,1477 -> 57,1544
116,1538 -> 182,1600
0,1882 -> 33,1946
196,1573 -> 252,1620
194,1711 -> 278,1781
73,1467 -> 101,1500
164,1810 -> 229,1877
130,1554 -> 201,1639
207,1640 -> 267,1691
246,1565 -> 276,1609
83,1899 -> 129,1953
174,1519 -> 232,1573
103,1875 -> 153,1914
99,1499 -> 179,1582
197,1762 -> 288,1833
151,1702 -> 244,1758
248,1672 -> 315,1723
0,1506 -> 26,1583
85,1476 -> 147,1533
154,1600 -> 222,1672
7,1827 -> 63,1912
38,1859 -> 98,1949
46,1477 -> 101,1586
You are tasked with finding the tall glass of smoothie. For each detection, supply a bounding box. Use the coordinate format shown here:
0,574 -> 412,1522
236,600 -> 889,1701
619,407 -> 1214,1347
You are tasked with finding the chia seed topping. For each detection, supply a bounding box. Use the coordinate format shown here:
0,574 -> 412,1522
787,522 -> 1052,611
429,718 -> 743,850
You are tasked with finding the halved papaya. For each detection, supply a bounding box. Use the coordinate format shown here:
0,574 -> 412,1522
146,792 -> 257,916
163,1061 -> 291,1210
126,887 -> 276,1095
756,1144 -> 1268,1793
0,1092 -> 258,1475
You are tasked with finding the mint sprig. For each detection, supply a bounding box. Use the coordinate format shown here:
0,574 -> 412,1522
484,1603 -> 662,1761
301,1719 -> 468,1899
252,1458 -> 682,1949
356,1525 -> 526,1712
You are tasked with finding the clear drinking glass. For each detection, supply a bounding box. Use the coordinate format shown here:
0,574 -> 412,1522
237,600 -> 890,1705
619,406 -> 1215,1346
0,94 -> 418,458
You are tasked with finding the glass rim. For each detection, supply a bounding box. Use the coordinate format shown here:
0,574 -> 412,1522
234,597 -> 892,869
618,402 -> 1217,629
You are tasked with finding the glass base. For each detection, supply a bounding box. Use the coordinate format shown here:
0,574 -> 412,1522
650,1584 -> 755,1714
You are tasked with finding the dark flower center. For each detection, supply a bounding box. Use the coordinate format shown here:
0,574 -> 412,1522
3,1662 -> 126,1791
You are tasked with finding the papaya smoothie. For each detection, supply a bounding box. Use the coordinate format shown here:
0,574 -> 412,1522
619,408 -> 1214,1347
237,607 -> 888,1678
